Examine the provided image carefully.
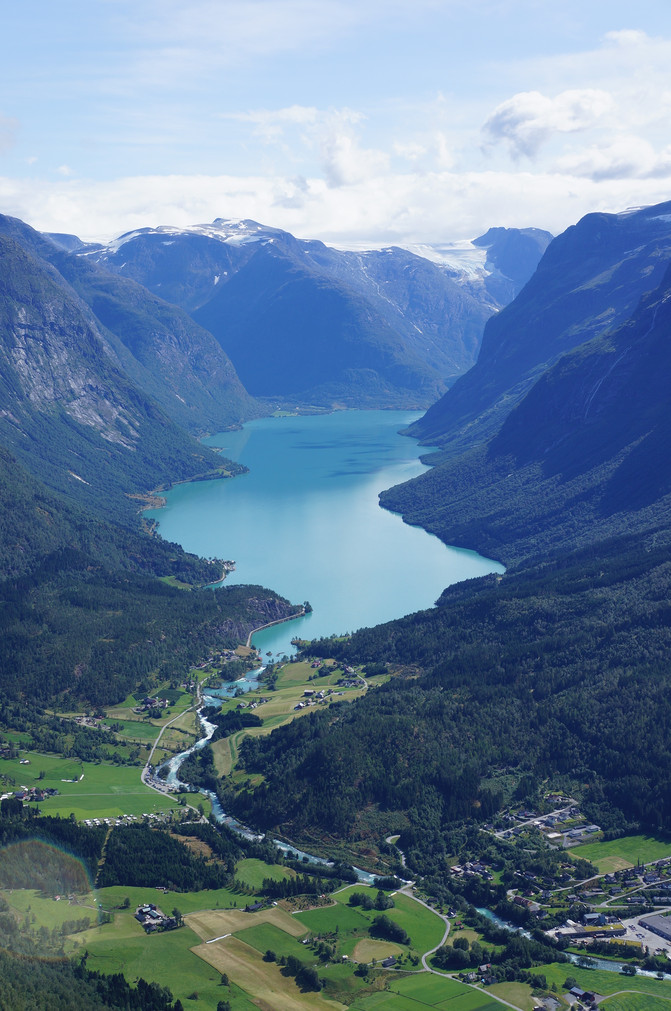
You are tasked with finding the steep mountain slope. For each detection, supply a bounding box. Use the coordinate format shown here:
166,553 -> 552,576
0,230 -> 236,526
383,261 -> 671,565
86,219 -> 549,407
408,202 -> 671,453
0,214 -> 258,436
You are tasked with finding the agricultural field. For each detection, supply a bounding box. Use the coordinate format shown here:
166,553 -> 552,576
4,751 -> 179,819
76,901 -> 250,1010
572,835 -> 671,873
177,883 -> 447,1007
350,972 -> 502,1010
1,888 -> 100,936
234,857 -> 296,889
538,961 -> 671,1000
600,995 -> 671,1009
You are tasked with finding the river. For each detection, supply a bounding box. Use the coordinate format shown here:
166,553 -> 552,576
145,410 -> 504,658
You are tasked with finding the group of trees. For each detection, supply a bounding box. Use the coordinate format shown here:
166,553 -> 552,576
96,823 -> 230,891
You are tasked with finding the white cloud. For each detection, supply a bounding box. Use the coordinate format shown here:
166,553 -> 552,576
556,137 -> 671,182
318,115 -> 389,187
3,166 -> 671,249
482,89 -> 613,158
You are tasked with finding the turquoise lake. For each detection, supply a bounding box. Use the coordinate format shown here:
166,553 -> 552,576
145,410 -> 504,657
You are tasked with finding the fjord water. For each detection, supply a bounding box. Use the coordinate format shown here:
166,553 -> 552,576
145,411 -> 504,655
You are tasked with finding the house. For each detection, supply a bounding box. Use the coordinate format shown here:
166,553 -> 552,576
569,986 -> 595,1002
381,956 -> 396,968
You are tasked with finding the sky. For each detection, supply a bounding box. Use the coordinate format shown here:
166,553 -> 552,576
1,0 -> 671,245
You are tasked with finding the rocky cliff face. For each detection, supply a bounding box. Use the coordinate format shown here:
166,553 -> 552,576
0,214 -> 259,437
0,228 -> 226,524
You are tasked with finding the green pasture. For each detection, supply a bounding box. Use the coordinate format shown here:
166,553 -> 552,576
292,887 -> 445,965
102,718 -> 159,742
351,971 -> 501,1009
294,899 -> 372,940
234,857 -> 295,889
7,753 -> 179,819
78,907 -> 251,1010
385,893 -> 447,956
600,995 -> 671,1010
97,884 -> 242,914
538,961 -> 671,999
1,888 -> 100,936
487,981 -> 536,1010
571,834 -> 671,872
233,921 -> 309,961
3,751 -> 84,784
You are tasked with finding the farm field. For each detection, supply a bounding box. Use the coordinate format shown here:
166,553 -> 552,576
76,903 -> 250,1010
600,995 -> 671,1009
0,888 -> 100,936
186,903 -> 308,941
192,935 -> 345,1010
350,972 -> 501,1010
538,962 -> 671,999
97,884 -> 242,915
234,856 -> 296,889
571,835 -> 671,872
6,752 -> 179,819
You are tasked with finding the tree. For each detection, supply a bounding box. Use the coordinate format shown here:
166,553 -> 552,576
220,972 -> 229,986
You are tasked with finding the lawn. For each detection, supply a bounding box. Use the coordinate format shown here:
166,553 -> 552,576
572,834 -> 671,872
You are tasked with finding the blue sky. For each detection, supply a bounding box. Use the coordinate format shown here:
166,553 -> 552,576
1,0 -> 671,243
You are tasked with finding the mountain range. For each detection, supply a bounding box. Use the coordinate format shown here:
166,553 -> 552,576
82,219 -> 550,408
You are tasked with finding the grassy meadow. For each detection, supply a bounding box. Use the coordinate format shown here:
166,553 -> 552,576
571,834 -> 671,872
